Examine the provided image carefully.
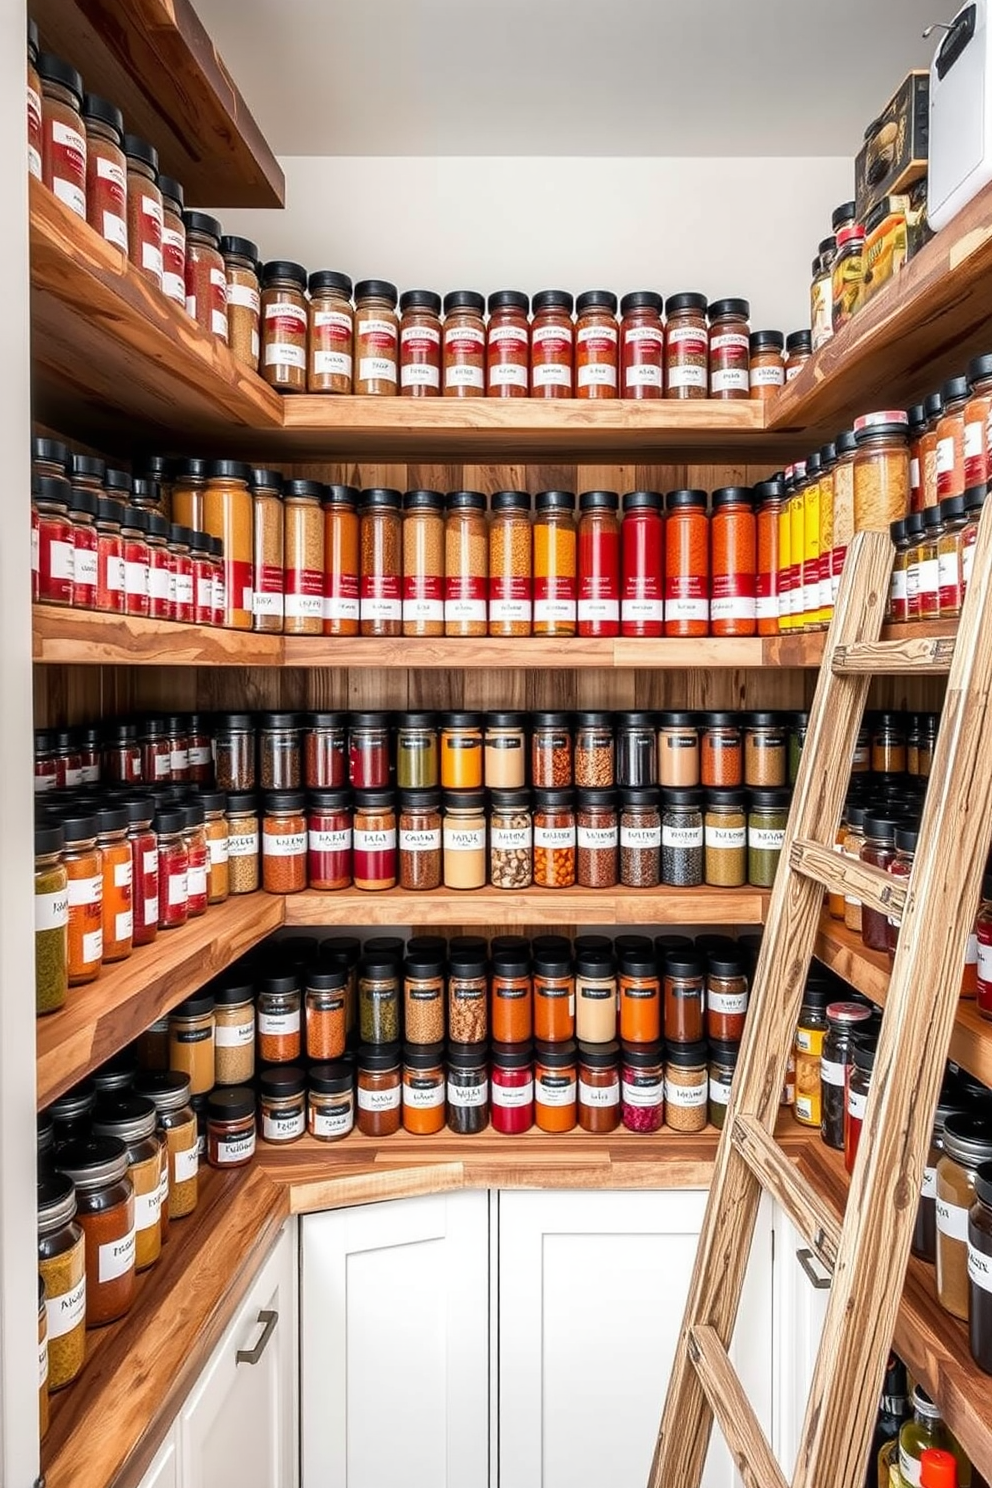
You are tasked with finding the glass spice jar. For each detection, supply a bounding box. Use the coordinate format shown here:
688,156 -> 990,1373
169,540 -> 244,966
90,1096 -> 162,1272
206,1088 -> 257,1169
55,1137 -> 135,1326
487,290 -> 530,396
530,289 -> 574,396
853,411 -> 910,532
704,790 -> 747,888
574,953 -> 616,1042
357,1044 -> 402,1136
533,789 -> 576,888
575,711 -> 615,788
785,329 -> 812,380
937,1113 -> 992,1321
535,1041 -> 578,1133
748,330 -> 785,400
259,713 -> 302,790
613,712 -> 654,789
661,788 -> 703,887
39,52 -> 86,219
219,235 -> 260,370
755,478 -> 783,635
283,479 -> 325,634
792,981 -> 829,1128
28,20 -> 42,181
665,1043 -> 709,1132
443,290 -> 486,396
122,796 -> 158,947
354,279 -> 399,395
710,486 -> 756,636
618,951 -> 661,1044
844,1035 -> 876,1175
399,288 -> 442,396
172,457 -> 207,534
210,981 -> 255,1085
159,176 -> 186,308
402,489 -> 445,635
399,789 -> 442,891
353,790 -> 397,890
533,952 -> 575,1042
304,967 -> 348,1061
706,951 -> 749,1041
620,290 -> 664,397
83,94 -> 126,251
490,788 -> 533,890
575,290 -> 619,398
322,483 -> 360,636
577,490 -> 621,635
700,713 -> 742,788
262,791 -> 307,893
744,712 -> 788,787
491,951 -> 533,1044
938,495 -> 967,618
619,788 -> 661,888
35,823 -> 69,1016
621,1043 -> 664,1132
964,353 -> 992,488
359,487 -> 403,635
203,459 -> 253,629
532,712 -> 573,788
620,490 -> 665,636
831,222 -> 865,331
578,1042 -> 621,1132
484,711 -> 527,789
860,814 -> 899,952
747,788 -> 790,888
249,466 -> 284,632
488,490 -> 533,635
447,1043 -> 490,1135
440,712 -> 484,790
308,1062 -> 354,1142
305,712 -> 347,790
402,1044 -> 446,1135
708,298 -> 750,398
168,992 -> 215,1094
665,292 -> 708,398
170,525 -> 195,622
664,488 -> 709,636
95,498 -> 126,613
308,788 -> 352,891
657,712 -> 699,788
708,1041 -> 741,1130
404,955 -> 446,1046
534,490 -> 578,635
307,269 -> 353,392
68,487 -> 99,609
395,712 -> 438,790
144,511 -> 172,620
183,212 -> 227,340
34,477 -> 74,606
936,375 -> 970,502
259,1066 -> 307,1145
257,976 -> 302,1063
820,1001 -> 873,1150
871,712 -> 907,774
349,711 -> 390,790
37,1174 -> 86,1390
124,134 -> 163,289
491,1043 -> 534,1134
576,788 -> 618,889
62,814 -> 103,985
443,791 -> 487,890
968,1164 -> 992,1372
445,490 -> 488,636
95,805 -> 133,962
261,260 -> 308,391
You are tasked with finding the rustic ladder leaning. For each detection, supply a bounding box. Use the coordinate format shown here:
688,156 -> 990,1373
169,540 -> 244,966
650,507 -> 992,1488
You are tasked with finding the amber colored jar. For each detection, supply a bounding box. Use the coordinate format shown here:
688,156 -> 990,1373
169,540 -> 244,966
709,298 -> 750,398
487,290 -> 530,396
308,269 -> 353,392
489,490 -> 533,635
785,329 -> 812,381
921,392 -> 943,511
665,292 -> 708,398
56,1138 -> 135,1327
63,815 -> 103,986
171,457 -> 207,533
83,94 -> 127,252
530,290 -> 574,397
402,488 -> 445,636
443,290 -> 486,397
249,467 -> 284,632
754,478 -> 783,635
91,1097 -> 162,1272
534,490 -> 577,635
321,483 -> 360,636
575,290 -> 619,398
664,488 -> 709,637
203,460 -> 253,629
535,1041 -> 578,1133
620,291 -> 664,397
183,211 -> 227,340
39,53 -> 86,219
354,279 -> 399,395
159,175 -> 186,308
964,354 -> 992,489
357,1044 -> 402,1136
261,260 -> 308,391
283,479 -> 325,635
749,330 -> 785,400
578,1042 -> 621,1133
853,413 -> 910,532
394,288 -> 440,395
124,134 -> 163,290
359,487 -> 403,635
222,235 -> 261,370
28,21 -> 42,181
936,375 -> 970,503
710,486 -> 756,637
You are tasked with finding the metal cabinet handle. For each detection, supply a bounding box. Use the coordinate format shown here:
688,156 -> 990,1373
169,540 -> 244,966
796,1247 -> 832,1290
236,1308 -> 278,1365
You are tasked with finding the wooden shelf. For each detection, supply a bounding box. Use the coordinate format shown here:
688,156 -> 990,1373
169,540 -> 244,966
31,606 -> 284,667
30,182 -> 283,448
32,0 -> 283,208
284,885 -> 770,927
36,894 -> 285,1111
814,913 -> 992,1088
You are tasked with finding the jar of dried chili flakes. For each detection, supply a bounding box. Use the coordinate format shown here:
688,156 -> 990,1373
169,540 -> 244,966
530,290 -> 574,397
709,299 -> 751,399
575,290 -> 619,399
487,290 -> 530,397
82,95 -> 126,252
443,291 -> 486,397
665,292 -> 708,398
710,486 -> 757,637
620,291 -> 664,398
399,289 -> 442,396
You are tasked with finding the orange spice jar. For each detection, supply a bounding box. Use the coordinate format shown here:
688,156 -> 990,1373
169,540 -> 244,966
754,478 -> 783,635
748,330 -> 785,400
710,486 -> 756,637
443,291 -> 486,397
487,290 -> 530,397
534,952 -> 575,1041
920,392 -> 942,511
664,489 -> 709,637
935,376 -> 970,503
618,953 -> 661,1043
534,490 -> 577,635
262,792 -> 307,892
535,1042 -> 578,1133
63,814 -> 103,986
322,484 -> 360,636
257,977 -> 302,1063
964,354 -> 992,489
402,1045 -> 446,1135
700,713 -> 742,788
96,806 -> 132,963
491,952 -> 533,1044
530,290 -> 574,397
575,290 -> 619,399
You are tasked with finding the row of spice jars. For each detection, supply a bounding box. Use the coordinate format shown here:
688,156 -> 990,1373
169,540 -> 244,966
905,356 -> 992,512
888,484 -> 989,624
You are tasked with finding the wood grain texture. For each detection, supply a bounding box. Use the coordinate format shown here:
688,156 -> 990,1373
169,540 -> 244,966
32,0 -> 283,207
36,894 -> 286,1110
730,1114 -> 840,1269
32,606 -> 284,666
790,838 -> 907,921
833,635 -> 956,674
689,1325 -> 790,1488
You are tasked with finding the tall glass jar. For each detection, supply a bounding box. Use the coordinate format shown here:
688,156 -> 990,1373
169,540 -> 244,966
574,711 -> 615,788
445,490 -> 488,636
661,788 -> 703,887
620,788 -> 662,888
708,298 -> 750,399
250,467 -> 284,632
359,487 -> 402,635
354,279 -> 399,395
227,793 -> 260,894
35,824 -> 68,1015
530,290 -> 574,397
820,1001 -> 873,1149
401,489 -> 444,636
261,260 -> 308,391
159,175 -> 186,308
398,288 -> 442,396
396,713 -> 438,789
203,460 -> 253,629
936,375 -> 970,502
533,788 -> 576,889
576,788 -> 618,888
398,789 -> 442,891
534,490 -> 577,635
577,489 -> 620,636
575,290 -> 619,398
664,489 -> 709,637
283,479 -> 325,635
308,269 -> 353,393
487,290 -> 529,396
490,788 -> 533,890
222,235 -> 261,370
353,790 -> 397,891
83,94 -> 126,251
860,814 -> 899,952
710,486 -> 756,637
39,52 -> 86,219
443,791 -> 487,890
621,490 -> 664,636
183,212 -> 227,340
443,290 -> 486,396
124,134 -> 162,290
853,412 -> 910,532
665,292 -> 708,398
90,1096 -> 162,1271
37,1174 -> 86,1390
620,291 -> 664,397
55,1138 -> 135,1326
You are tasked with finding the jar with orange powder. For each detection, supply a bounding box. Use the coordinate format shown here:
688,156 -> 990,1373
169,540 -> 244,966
322,485 -> 360,635
534,491 -> 577,636
935,376 -> 970,503
754,478 -> 783,636
964,354 -> 992,489
664,489 -> 709,636
710,487 -> 756,637
575,290 -> 619,398
63,814 -> 103,986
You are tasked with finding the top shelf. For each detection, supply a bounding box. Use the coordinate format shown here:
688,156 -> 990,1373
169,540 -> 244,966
32,0 -> 284,208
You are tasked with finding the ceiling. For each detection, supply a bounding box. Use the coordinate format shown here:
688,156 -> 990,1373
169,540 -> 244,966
197,0 -> 939,158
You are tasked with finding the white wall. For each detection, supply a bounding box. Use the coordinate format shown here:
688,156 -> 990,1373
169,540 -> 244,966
218,155 -> 853,333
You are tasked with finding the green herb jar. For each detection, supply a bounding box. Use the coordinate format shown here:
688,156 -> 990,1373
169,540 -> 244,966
36,823 -> 69,1015
748,788 -> 790,887
396,712 -> 438,789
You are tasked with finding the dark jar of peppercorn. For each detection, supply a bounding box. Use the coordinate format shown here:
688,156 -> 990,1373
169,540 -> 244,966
577,490 -> 621,637
447,1043 -> 490,1134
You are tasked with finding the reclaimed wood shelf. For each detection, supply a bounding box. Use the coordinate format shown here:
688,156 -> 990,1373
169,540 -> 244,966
32,0 -> 283,208
36,894 -> 285,1111
284,884 -> 771,928
31,606 -> 284,667
30,182 -> 283,449
814,912 -> 992,1088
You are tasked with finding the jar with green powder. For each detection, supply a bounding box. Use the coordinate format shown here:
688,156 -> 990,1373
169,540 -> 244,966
36,823 -> 69,1015
747,788 -> 791,887
396,713 -> 438,789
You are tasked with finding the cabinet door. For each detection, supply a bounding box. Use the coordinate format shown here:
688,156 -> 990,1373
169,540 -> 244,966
137,1429 -> 180,1488
301,1191 -> 489,1488
498,1189 -> 773,1488
771,1203 -> 832,1479
180,1222 -> 297,1488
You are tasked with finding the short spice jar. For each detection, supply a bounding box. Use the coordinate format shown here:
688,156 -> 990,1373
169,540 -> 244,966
491,1042 -> 535,1133
937,1113 -> 992,1321
708,298 -> 750,398
308,1062 -> 354,1142
792,981 -> 829,1128
619,788 -> 661,888
744,712 -> 788,787
443,791 -> 487,890
575,712 -> 615,788
489,788 -> 532,890
748,330 -> 785,400
402,489 -> 445,635
183,212 -> 227,340
133,1070 -> 199,1222
259,1066 -> 307,1145
401,1044 -> 446,1135
532,711 -> 573,788
95,497 -> 126,612
349,712 -> 390,789
664,488 -> 709,636
83,94 -> 127,251
323,484 -> 361,635
257,975 -> 302,1063
206,1088 -> 257,1169
747,788 -> 790,888
445,490 -> 488,635
357,1043 -> 402,1136
354,279 -> 399,394
576,787 -> 619,888
56,1137 -> 135,1326
618,950 -> 661,1044
535,1041 -> 578,1132
302,965 -> 347,1062
661,789 -> 704,887
210,979 -> 256,1085
964,353 -> 992,488
574,952 -> 616,1043
447,1043 -> 490,1134
853,411 -> 910,532
533,788 -> 576,888
443,290 -> 486,396
578,1042 -> 621,1131
37,1173 -> 86,1389
399,288 -> 442,395
307,788 -> 351,891
530,289 -> 574,396
123,134 -> 163,289
936,375 -> 970,502
621,1043 -> 664,1132
664,1042 -> 709,1132
575,290 -> 619,398
39,52 -> 87,219
704,790 -> 747,887
708,1041 -> 740,1130
578,490 -> 621,635
484,711 -> 527,788
307,269 -> 353,392
35,823 -> 69,1015
700,713 -> 742,788
665,292 -> 708,398
401,954 -> 445,1046
262,791 -> 307,893
91,1096 -> 162,1272
261,260 -> 308,391
359,487 -> 403,635
488,491 -> 533,635
440,712 -> 484,790
353,789 -> 397,890
487,290 -> 530,396
168,993 -> 215,1095
491,950 -> 533,1044
534,490 -> 578,634
397,788 -> 442,890
159,175 -> 186,308
306,712 -> 348,789
95,804 -> 133,963
620,290 -> 664,397
533,951 -> 576,1042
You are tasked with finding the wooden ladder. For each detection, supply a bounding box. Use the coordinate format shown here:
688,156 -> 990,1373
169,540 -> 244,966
650,507 -> 992,1488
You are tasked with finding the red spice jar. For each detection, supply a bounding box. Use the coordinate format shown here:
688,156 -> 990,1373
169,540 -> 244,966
191,531 -> 214,625
487,290 -> 530,397
352,790 -> 397,891
170,526 -> 195,622
183,212 -> 228,340
34,477 -> 73,606
908,404 -> 926,513
664,489 -> 709,637
155,810 -> 189,930
664,292 -> 708,398
443,290 -> 486,397
620,291 -> 664,398
621,490 -> 665,636
530,290 -> 574,397
575,290 -> 619,399
145,512 -> 173,621
860,815 -> 899,952
754,478 -> 783,636
399,289 -> 442,396
123,797 -> 159,948
68,487 -> 98,609
490,1043 -> 534,1134
95,498 -> 125,612
936,375 -> 970,502
28,20 -> 42,181
349,712 -> 391,789
124,134 -> 163,290
159,176 -> 186,309
83,94 -> 127,252
964,354 -> 992,489
38,52 -> 86,219
709,298 -> 751,399
307,269 -> 353,392
710,486 -> 757,637
307,789 -> 352,890
577,490 -> 620,636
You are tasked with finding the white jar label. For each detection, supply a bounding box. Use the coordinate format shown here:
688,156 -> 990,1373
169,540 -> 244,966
579,1080 -> 619,1107
448,1079 -> 488,1108
258,1009 -> 300,1036
968,1243 -> 992,1294
936,435 -> 956,475
711,368 -> 750,394
215,1017 -> 254,1048
492,1080 -> 534,1108
47,1275 -> 86,1339
750,363 -> 785,388
537,1076 -> 576,1108
921,1165 -> 937,1199
622,1079 -> 663,1108
74,547 -> 99,587
310,828 -> 351,853
443,825 -> 486,851
188,862 -> 209,899
404,1080 -> 445,1110
577,362 -> 618,389
265,342 -> 306,370
227,280 -> 260,312
665,596 -> 708,622
359,356 -> 397,384
709,1078 -> 731,1106
98,1227 -> 136,1282
134,1185 -> 161,1233
314,349 -> 354,377
708,989 -> 747,1014
208,836 -> 230,866
662,823 -> 703,848
263,830 -> 306,857
358,1085 -> 401,1112
750,827 -> 785,850
324,594 -> 361,621
263,1110 -> 306,1141
489,363 -> 528,388
312,1106 -> 354,1138
936,1196 -> 969,1242
534,825 -> 576,849
847,1087 -> 867,1121
166,870 -> 187,907
445,363 -> 485,390
705,825 -> 746,849
625,363 -> 663,389
115,909 -> 133,942
532,363 -> 572,388
35,888 -> 69,932
577,825 -> 618,849
665,1079 -> 707,1108
174,1145 -> 199,1183
215,1131 -> 256,1164
577,598 -> 620,621
622,597 -> 664,621
491,826 -> 531,851
820,1057 -> 846,1088
621,825 -> 661,848
354,828 -> 397,852
68,873 -> 101,908
228,832 -> 259,858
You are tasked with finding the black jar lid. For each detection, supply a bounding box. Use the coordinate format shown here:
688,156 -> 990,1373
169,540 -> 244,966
709,1040 -> 742,1065
260,709 -> 302,731
706,950 -> 747,979
486,710 -> 527,728
262,260 -> 307,291
447,1041 -> 489,1067
748,788 -> 792,810
403,1042 -> 445,1070
939,494 -> 967,522
533,788 -> 574,809
711,486 -> 753,509
443,290 -> 485,315
37,52 -> 83,100
532,289 -> 574,314
248,468 -> 283,496
665,291 -> 707,316
578,489 -> 619,511
620,290 -> 662,314
576,289 -> 618,316
102,720 -> 137,744
399,287 -> 441,315
490,934 -> 530,958
305,964 -> 349,993
664,1041 -> 708,1066
182,210 -> 222,242
941,375 -> 971,405
708,297 -> 750,321
966,483 -> 989,512
212,975 -> 255,1005
666,488 -> 707,510
172,990 -> 216,1019
535,1040 -> 577,1066
488,289 -> 529,314
207,1087 -> 256,1122
924,504 -> 945,531
798,983 -> 830,1015
350,710 -> 390,729
578,1040 -> 619,1067
889,517 -> 906,543
264,790 -> 306,813
306,711 -> 347,729
489,788 -> 530,810
322,484 -> 359,509
82,94 -> 124,137
308,268 -> 352,296
657,710 -> 697,728
575,787 -> 617,809
661,788 -> 703,809
701,711 -> 739,728
309,1061 -> 354,1094
449,934 -> 488,959
92,1093 -> 158,1144
531,711 -> 571,728
38,1171 -> 77,1231
71,454 -> 106,481
68,487 -> 98,518
359,486 -> 402,510
491,951 -> 531,979
259,973 -> 300,998
941,1112 -> 992,1166
663,950 -> 704,980
621,1041 -> 663,1068
786,329 -> 813,355
446,489 -> 487,511
532,950 -> 573,977
622,490 -> 663,512
835,429 -> 858,456
905,511 -> 925,537
535,489 -> 576,512
307,788 -> 351,813
398,788 -> 441,811
403,488 -> 445,512
353,788 -> 394,810
404,954 -> 446,980
56,1135 -> 129,1187
851,1036 -> 877,1074
974,1161 -> 992,1208
619,787 -> 659,808
283,479 -> 324,503
321,934 -> 362,960
745,710 -> 785,728
440,711 -> 483,729
355,279 -> 398,304
831,200 -> 857,231
924,392 -> 944,420
259,1065 -> 306,1099
491,1041 -> 534,1068
749,330 -> 784,352
805,452 -> 823,479
705,790 -> 746,814
158,175 -> 184,208
819,443 -> 837,466
146,511 -> 170,538
207,459 -> 253,484
35,822 -> 64,856
123,132 -> 159,171
575,946 -> 615,975
863,813 -> 899,842
33,436 -> 69,469
574,711 -> 613,728
169,524 -> 194,546
490,490 -> 531,512
968,351 -> 992,385
58,813 -> 98,844
619,945 -> 658,976
444,790 -> 485,811
95,804 -> 129,835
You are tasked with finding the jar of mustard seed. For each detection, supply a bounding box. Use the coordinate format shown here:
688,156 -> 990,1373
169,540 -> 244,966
443,290 -> 486,397
665,292 -> 708,398
744,712 -> 788,787
487,290 -> 530,396
203,459 -> 253,628
37,1174 -> 86,1390
355,279 -> 399,395
124,134 -> 163,290
39,52 -> 86,219
534,490 -> 577,634
159,175 -> 186,308
83,95 -> 126,251
259,1067 -> 307,1145
183,212 -> 227,340
530,290 -> 574,397
308,270 -> 353,392
709,298 -> 750,398
283,479 -> 325,634
488,490 -> 533,635
261,260 -> 308,392
222,235 -> 261,370
620,290 -> 664,397
575,290 -> 619,398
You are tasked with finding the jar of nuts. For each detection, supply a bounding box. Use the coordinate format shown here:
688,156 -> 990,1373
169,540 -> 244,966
533,788 -> 576,889
490,788 -> 533,890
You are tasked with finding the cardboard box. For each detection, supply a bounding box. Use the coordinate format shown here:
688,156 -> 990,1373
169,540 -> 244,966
855,71 -> 930,222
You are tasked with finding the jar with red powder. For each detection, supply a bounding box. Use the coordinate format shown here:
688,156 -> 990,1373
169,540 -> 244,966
443,291 -> 486,397
491,1043 -> 534,1134
530,290 -> 574,397
621,1043 -> 664,1132
577,490 -> 620,636
620,291 -> 664,397
349,712 -> 391,789
487,291 -> 530,397
68,488 -> 98,609
709,299 -> 751,398
159,177 -> 186,309
38,52 -> 86,219
575,290 -> 619,399
307,790 -> 352,891
95,498 -> 126,613
399,289 -> 442,396
353,791 -> 397,891
122,510 -> 150,618
145,513 -> 173,621
664,489 -> 709,637
124,134 -> 163,290
664,292 -> 708,398
155,810 -> 189,930
35,477 -> 73,606
82,94 -> 127,252
621,491 -> 664,636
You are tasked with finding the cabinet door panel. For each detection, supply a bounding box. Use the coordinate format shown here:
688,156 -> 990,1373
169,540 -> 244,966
771,1204 -> 831,1479
137,1430 -> 180,1488
302,1191 -> 489,1488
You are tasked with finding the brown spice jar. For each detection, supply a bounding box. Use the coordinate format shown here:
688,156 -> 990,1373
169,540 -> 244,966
443,291 -> 486,396
308,270 -> 354,392
261,261 -> 308,391
402,489 -> 445,636
183,212 -> 228,340
56,1138 -> 136,1327
355,280 -> 399,395
324,486 -> 361,636
223,235 -> 261,370
124,134 -> 163,290
399,792 -> 442,890
853,414 -> 910,532
665,293 -> 708,398
748,330 -> 785,401
160,176 -> 186,309
284,480 -> 325,635
530,290 -> 574,397
487,290 -> 530,397
83,94 -> 127,252
251,468 -> 285,633
39,53 -> 87,220
203,460 -> 253,629
399,289 -> 442,395
445,491 -> 488,636
360,488 -> 403,635
575,290 -> 619,399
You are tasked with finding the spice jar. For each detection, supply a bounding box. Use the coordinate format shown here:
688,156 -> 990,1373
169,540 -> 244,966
964,353 -> 992,488
489,788 -> 533,890
665,1043 -> 709,1132
533,788 -> 576,888
664,488 -> 709,636
39,52 -> 86,218
257,975 -> 302,1063
704,790 -> 747,888
575,290 -> 619,398
708,1041 -> 740,1130
853,411 -> 910,532
660,789 -> 703,886
204,460 -> 253,629
206,1088 -> 256,1168
169,993 -> 215,1095
208,979 -> 255,1086
793,982 -> 829,1128
860,814 -> 899,952
159,177 -> 185,307
530,290 -> 574,396
91,1096 -> 162,1271
621,1043 -> 664,1132
491,1043 -> 534,1133
443,290 -> 486,396
708,299 -> 750,398
305,712 -> 347,790
399,288 -> 442,395
535,1041 -> 577,1132
304,788 -> 350,891
446,1043 -> 489,1134
308,269 -> 353,392
871,712 -> 907,774
619,291 -> 664,397
302,966 -> 347,1062
938,495 -> 967,618
349,711 -> 391,789
357,1044 -> 402,1136
844,1035 -> 876,1175
749,330 -> 785,400
354,279 -> 399,395
262,791 -> 307,893
577,1042 -> 620,1131
699,713 -> 742,788
533,951 -> 575,1042
397,789 -> 441,890
820,1001 -> 873,1149
353,789 -> 397,890
706,950 -> 749,1042
393,713 -> 437,791
261,260 -> 308,391
618,950 -> 661,1043
359,487 -> 402,635
50,1084 -> 97,1149
35,823 -> 69,1015
534,489 -> 578,634
576,788 -> 618,888
37,1174 -> 86,1389
321,483 -> 360,636
441,791 -> 485,890
754,479 -> 783,635
573,953 -> 616,1043
401,1044 -> 446,1135
532,712 -> 572,788
619,788 -> 661,888
28,20 -> 42,181
249,466 -> 284,632
710,486 -> 756,636
484,712 -> 527,789
283,479 -> 325,634
96,804 -> 132,962
489,951 -> 531,1045
487,290 -> 529,396
832,222 -> 865,331
936,376 -> 970,502
183,212 -> 227,340
62,814 -> 103,986
578,489 -> 621,635
56,1137 -> 135,1326
257,1066 -> 306,1146
747,788 -> 790,888
445,490 -> 488,635
488,490 -> 533,635
937,1113 -> 992,1321
308,1062 -> 354,1142
94,497 -> 125,612
123,134 -> 163,289
401,489 -> 444,635
665,292 -> 708,398
968,1163 -> 992,1372
35,476 -> 74,607
400,954 -> 444,1046
618,489 -> 665,636
574,712 -> 614,789
440,712 -> 483,790
744,713 -> 787,787
83,94 -> 126,251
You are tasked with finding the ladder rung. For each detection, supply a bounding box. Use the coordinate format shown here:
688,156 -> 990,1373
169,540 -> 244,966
687,1324 -> 790,1488
832,636 -> 955,674
730,1115 -> 841,1269
790,838 -> 907,921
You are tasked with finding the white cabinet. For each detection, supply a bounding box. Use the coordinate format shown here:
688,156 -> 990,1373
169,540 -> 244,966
301,1191 -> 490,1488
179,1221 -> 298,1488
497,1189 -> 774,1488
771,1204 -> 832,1479
137,1428 -> 180,1488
